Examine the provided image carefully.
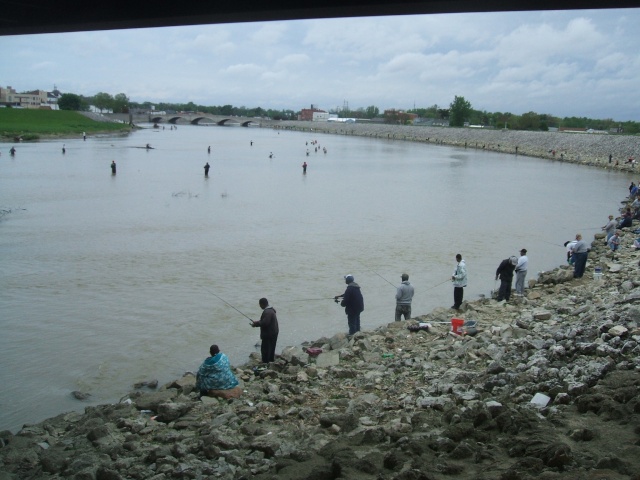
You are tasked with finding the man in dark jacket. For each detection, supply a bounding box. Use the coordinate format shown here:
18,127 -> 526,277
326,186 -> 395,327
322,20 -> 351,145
335,274 -> 364,335
495,256 -> 517,302
251,298 -> 279,363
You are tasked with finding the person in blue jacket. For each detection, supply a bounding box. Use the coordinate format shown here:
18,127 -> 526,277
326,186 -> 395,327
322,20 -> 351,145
195,344 -> 239,395
335,274 -> 364,335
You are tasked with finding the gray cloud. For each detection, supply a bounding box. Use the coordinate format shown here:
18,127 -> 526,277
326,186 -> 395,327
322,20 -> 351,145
2,9 -> 639,120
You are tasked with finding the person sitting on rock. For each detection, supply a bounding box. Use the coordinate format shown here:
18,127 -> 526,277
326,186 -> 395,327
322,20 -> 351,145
195,344 -> 242,399
618,210 -> 633,229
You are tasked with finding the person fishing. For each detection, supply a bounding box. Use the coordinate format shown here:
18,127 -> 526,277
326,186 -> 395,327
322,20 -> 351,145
570,234 -> 589,278
204,162 -> 210,177
302,161 -> 308,173
251,298 -> 279,364
515,249 -> 528,296
395,273 -> 414,321
495,255 -> 517,302
451,254 -> 467,310
335,274 -> 364,335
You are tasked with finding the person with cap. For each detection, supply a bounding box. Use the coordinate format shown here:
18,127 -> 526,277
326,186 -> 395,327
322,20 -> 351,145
515,249 -> 528,296
251,298 -> 279,363
451,254 -> 467,310
495,256 -> 518,302
395,273 -> 414,321
601,215 -> 617,243
334,274 -> 364,335
195,344 -> 240,398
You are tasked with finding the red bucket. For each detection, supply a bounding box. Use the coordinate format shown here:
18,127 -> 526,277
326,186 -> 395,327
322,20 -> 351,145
451,318 -> 464,334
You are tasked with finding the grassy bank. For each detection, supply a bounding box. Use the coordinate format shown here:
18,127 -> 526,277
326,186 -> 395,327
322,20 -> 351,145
0,108 -> 131,141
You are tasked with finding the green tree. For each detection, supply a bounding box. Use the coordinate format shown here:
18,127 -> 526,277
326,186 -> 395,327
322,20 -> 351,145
449,95 -> 471,127
93,92 -> 113,113
517,111 -> 541,131
365,105 -> 380,119
58,93 -> 83,111
437,108 -> 449,120
112,93 -> 129,113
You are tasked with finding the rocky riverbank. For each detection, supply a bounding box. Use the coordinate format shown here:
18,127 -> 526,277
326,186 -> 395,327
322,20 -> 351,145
272,121 -> 640,173
2,196 -> 640,478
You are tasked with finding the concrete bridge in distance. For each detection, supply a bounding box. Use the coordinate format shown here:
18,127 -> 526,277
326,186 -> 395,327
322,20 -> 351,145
105,112 -> 271,127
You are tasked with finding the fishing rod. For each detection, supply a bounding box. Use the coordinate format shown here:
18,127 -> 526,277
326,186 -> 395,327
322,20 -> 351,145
537,239 -> 566,248
292,297 -> 336,301
361,263 -> 397,288
209,291 -> 254,325
425,278 -> 452,290
504,231 -> 566,248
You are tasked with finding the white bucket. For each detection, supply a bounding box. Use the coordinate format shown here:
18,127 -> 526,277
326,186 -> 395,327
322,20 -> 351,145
593,267 -> 603,281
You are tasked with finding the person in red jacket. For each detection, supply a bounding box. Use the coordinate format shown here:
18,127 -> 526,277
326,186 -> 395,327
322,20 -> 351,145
251,298 -> 279,363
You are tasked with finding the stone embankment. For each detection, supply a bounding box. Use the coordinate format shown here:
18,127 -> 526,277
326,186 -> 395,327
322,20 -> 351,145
2,197 -> 640,478
272,121 -> 640,172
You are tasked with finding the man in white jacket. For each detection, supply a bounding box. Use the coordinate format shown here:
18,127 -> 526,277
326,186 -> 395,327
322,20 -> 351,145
515,249 -> 528,295
451,254 -> 467,310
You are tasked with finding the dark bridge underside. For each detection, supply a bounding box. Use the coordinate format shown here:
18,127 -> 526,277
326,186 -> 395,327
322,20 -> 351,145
2,0 -> 638,36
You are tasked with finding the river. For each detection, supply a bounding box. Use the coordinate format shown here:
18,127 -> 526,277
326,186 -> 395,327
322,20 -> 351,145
0,124 -> 632,432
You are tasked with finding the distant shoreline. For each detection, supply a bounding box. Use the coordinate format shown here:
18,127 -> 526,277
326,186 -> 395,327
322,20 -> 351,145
270,120 -> 640,173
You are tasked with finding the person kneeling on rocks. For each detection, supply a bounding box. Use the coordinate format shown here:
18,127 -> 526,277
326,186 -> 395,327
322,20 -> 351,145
495,255 -> 517,302
195,344 -> 242,399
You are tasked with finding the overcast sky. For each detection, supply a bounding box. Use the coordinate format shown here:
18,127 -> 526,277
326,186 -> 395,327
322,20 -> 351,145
2,8 -> 639,120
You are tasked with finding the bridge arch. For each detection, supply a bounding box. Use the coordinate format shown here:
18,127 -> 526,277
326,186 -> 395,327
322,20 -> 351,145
190,116 -> 217,125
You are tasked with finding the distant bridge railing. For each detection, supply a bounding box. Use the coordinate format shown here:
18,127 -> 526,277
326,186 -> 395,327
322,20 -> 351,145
104,112 -> 266,127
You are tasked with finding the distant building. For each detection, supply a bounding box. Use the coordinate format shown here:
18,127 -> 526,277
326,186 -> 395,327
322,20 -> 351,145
299,104 -> 328,121
383,109 -> 418,124
0,85 -> 59,109
312,111 -> 329,122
